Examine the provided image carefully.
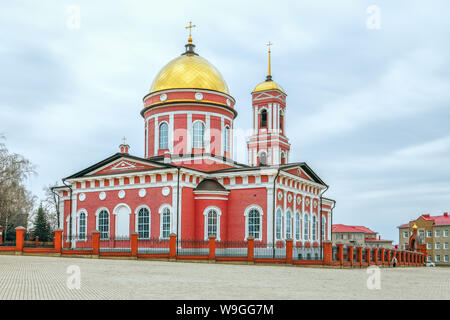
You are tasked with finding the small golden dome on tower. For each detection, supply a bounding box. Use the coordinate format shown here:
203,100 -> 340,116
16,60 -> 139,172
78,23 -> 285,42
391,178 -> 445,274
253,41 -> 286,94
253,79 -> 286,94
412,223 -> 418,229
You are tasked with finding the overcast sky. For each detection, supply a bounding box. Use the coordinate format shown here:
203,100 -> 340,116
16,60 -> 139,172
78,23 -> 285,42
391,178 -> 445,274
1,0 -> 449,242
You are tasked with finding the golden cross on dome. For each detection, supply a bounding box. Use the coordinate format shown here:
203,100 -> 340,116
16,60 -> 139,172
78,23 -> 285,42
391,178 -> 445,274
185,21 -> 196,43
266,41 -> 273,77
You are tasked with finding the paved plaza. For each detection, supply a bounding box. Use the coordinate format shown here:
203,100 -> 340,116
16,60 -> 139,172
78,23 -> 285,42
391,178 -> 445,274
0,255 -> 448,299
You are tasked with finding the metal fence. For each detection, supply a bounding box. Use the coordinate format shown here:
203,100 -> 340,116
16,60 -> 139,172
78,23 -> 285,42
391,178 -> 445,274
176,239 -> 209,256
215,240 -> 248,258
343,247 -> 350,262
0,239 -> 16,247
254,242 -> 286,259
99,236 -> 131,252
293,246 -> 322,261
65,235 -> 94,250
23,240 -> 54,248
138,238 -> 170,254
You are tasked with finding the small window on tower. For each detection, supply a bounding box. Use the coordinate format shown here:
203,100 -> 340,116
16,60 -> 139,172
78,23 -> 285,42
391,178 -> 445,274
260,109 -> 267,128
260,152 -> 267,166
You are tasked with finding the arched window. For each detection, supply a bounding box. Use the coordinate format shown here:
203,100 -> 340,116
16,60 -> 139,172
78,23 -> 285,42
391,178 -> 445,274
98,210 -> 109,240
205,209 -> 219,239
321,216 -> 326,240
276,209 -> 282,240
260,152 -> 267,166
193,121 -> 205,148
279,114 -> 283,131
79,212 -> 86,240
137,207 -> 150,239
247,208 -> 261,240
281,152 -> 286,165
161,207 -> 171,239
303,213 -> 309,240
260,109 -> 267,128
295,212 -> 301,241
159,122 -> 168,149
286,211 -> 292,239
224,126 -> 230,153
312,215 -> 317,240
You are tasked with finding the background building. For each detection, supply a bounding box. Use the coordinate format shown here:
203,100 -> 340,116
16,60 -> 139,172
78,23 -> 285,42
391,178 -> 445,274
332,224 -> 393,249
398,213 -> 450,265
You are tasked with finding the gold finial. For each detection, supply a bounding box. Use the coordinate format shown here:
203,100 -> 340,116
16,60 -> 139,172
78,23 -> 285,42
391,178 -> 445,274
412,223 -> 418,229
266,41 -> 273,78
122,136 -> 127,145
185,21 -> 196,43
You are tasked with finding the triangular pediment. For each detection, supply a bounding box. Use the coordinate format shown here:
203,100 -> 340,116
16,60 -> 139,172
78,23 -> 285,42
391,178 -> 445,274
285,166 -> 314,182
64,153 -> 172,179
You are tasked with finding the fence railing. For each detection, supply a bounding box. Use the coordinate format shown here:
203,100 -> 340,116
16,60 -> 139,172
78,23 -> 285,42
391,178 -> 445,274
2,229 -> 427,267
177,239 -> 209,256
293,247 -> 322,261
64,235 -> 94,250
138,238 -> 170,254
215,240 -> 248,258
99,236 -> 131,252
254,242 -> 286,259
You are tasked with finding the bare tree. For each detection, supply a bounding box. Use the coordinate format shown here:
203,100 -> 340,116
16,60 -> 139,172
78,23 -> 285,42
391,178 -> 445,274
42,182 -> 60,230
0,136 -> 36,239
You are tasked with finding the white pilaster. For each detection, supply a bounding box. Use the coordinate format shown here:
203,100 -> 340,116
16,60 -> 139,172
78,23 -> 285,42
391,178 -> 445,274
205,114 -> 211,153
267,187 -> 274,244
154,116 -> 159,156
169,113 -> 174,153
187,113 -> 192,154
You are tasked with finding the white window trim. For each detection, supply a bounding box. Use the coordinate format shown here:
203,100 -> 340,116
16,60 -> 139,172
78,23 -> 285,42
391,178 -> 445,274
158,204 -> 172,240
192,120 -> 206,149
224,125 -> 230,153
76,209 -> 88,241
135,205 -> 151,239
303,212 -> 310,241
275,207 -> 283,241
95,207 -> 110,240
244,204 -> 264,241
285,210 -> 292,240
159,121 -> 169,150
295,211 -> 301,241
203,206 -> 222,241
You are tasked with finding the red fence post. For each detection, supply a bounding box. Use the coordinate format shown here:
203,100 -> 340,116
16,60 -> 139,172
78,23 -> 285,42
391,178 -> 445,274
131,232 -> 138,258
286,238 -> 293,264
366,248 -> 371,265
54,229 -> 63,253
247,237 -> 254,263
92,230 -> 100,257
323,241 -> 332,265
358,247 -> 363,266
0,226 -> 3,245
348,245 -> 354,266
15,226 -> 25,254
208,236 -> 216,261
337,244 -> 344,266
374,248 -> 379,265
169,233 -> 177,260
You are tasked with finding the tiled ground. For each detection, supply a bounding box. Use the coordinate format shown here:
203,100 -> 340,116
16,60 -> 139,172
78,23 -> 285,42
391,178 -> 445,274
0,255 -> 448,299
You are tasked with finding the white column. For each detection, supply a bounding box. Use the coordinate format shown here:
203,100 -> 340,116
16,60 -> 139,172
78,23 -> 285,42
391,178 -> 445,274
268,103 -> 272,132
187,113 -> 192,154
154,116 -> 159,156
283,189 -> 287,239
71,194 -> 77,248
221,116 -> 225,156
172,185 -> 178,235
254,106 -> 259,134
205,114 -> 211,153
293,192 -> 297,243
267,187 -> 274,243
169,113 -> 174,153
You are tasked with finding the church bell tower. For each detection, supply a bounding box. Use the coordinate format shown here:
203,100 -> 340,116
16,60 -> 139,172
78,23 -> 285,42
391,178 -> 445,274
247,43 -> 290,166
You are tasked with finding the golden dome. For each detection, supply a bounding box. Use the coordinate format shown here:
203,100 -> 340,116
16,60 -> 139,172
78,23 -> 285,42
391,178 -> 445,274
253,79 -> 286,94
150,53 -> 230,95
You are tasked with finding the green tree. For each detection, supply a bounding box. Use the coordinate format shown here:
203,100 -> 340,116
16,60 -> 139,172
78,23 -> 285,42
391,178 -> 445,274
33,204 -> 52,242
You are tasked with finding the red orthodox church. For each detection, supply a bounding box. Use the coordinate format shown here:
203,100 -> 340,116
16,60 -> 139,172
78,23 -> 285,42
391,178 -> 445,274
54,32 -> 335,256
